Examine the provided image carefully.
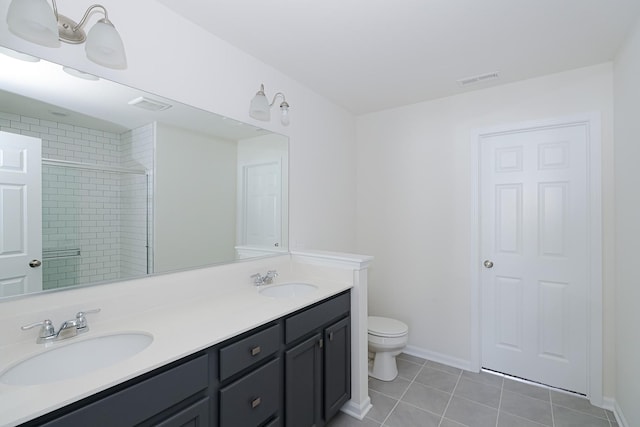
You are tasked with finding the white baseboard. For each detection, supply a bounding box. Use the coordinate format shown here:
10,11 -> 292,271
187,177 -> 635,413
403,345 -> 473,372
612,399 -> 629,427
341,396 -> 372,420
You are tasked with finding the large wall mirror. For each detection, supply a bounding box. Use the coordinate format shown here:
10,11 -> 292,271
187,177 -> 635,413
0,48 -> 289,299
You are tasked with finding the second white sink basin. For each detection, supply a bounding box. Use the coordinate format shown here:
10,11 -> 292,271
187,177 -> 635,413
259,282 -> 318,298
0,332 -> 153,386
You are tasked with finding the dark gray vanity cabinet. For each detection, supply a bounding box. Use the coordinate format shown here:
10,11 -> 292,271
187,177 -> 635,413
19,290 -> 350,427
284,291 -> 351,427
28,354 -> 211,427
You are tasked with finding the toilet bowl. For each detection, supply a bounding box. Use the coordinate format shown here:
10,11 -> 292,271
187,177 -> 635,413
368,316 -> 409,381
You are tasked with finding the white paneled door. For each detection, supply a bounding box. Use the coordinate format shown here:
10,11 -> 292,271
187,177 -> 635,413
0,132 -> 42,297
480,123 -> 589,394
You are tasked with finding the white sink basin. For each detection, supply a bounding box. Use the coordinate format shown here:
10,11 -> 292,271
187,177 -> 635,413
0,332 -> 153,386
259,282 -> 318,298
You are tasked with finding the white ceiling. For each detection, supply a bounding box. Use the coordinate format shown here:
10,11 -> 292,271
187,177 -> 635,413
157,0 -> 640,114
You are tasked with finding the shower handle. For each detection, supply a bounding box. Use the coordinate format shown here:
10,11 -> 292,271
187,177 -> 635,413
29,259 -> 42,268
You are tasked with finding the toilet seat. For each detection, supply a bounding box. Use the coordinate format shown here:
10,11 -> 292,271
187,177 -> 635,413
368,316 -> 408,338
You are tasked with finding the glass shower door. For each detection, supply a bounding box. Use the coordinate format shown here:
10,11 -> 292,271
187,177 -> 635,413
42,161 -> 149,290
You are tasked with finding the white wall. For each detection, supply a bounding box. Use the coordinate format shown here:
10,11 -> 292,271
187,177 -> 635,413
154,122 -> 237,272
0,0 -> 358,255
356,63 -> 615,395
613,18 -> 640,427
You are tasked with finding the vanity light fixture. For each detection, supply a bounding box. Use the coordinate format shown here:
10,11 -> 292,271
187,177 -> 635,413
249,84 -> 290,126
6,0 -> 127,69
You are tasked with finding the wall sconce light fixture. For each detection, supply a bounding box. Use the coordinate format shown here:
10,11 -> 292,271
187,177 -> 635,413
6,0 -> 127,69
249,84 -> 290,126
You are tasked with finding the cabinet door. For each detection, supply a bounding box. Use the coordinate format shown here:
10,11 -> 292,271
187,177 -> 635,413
285,333 -> 322,427
324,317 -> 351,421
153,397 -> 210,427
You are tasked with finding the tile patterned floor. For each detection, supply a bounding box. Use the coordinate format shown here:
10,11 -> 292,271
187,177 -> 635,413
327,354 -> 619,427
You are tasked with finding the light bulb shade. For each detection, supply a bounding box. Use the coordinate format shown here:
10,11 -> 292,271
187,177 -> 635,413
280,104 -> 290,126
6,0 -> 60,48
85,19 -> 127,69
249,92 -> 271,121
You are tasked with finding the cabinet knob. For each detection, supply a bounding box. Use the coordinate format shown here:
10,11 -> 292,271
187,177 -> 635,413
250,346 -> 261,356
251,397 -> 261,409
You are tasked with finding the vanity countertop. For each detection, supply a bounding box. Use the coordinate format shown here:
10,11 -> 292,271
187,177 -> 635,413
0,263 -> 353,427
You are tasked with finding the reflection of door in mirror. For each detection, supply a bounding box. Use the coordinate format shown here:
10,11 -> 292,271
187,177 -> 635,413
236,135 -> 287,259
242,160 -> 282,248
0,132 -> 43,297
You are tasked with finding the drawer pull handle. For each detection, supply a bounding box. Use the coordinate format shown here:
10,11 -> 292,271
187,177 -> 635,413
251,397 -> 262,408
251,346 -> 261,356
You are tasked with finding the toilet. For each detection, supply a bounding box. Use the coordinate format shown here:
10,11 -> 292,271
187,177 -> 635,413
368,316 -> 409,381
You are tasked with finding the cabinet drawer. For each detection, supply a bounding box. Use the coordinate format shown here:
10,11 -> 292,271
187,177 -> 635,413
285,292 -> 350,344
39,355 -> 208,427
153,397 -> 210,427
219,324 -> 280,381
219,358 -> 280,427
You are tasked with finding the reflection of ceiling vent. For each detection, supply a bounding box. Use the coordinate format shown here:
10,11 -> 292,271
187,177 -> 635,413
457,71 -> 500,86
128,96 -> 172,111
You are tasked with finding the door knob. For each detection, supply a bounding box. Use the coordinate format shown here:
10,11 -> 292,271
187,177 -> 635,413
483,260 -> 494,269
29,259 -> 42,268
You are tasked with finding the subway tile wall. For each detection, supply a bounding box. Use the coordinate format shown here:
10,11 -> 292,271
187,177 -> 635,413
0,111 -> 153,291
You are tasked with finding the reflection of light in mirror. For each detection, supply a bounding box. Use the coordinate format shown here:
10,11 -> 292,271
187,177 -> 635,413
62,66 -> 100,81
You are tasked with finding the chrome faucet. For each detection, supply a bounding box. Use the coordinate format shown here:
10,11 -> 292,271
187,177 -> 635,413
21,308 -> 101,344
251,270 -> 278,286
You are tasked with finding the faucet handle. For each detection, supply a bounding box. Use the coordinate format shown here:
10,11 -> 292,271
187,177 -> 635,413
265,270 -> 278,284
75,308 -> 101,330
21,319 -> 55,339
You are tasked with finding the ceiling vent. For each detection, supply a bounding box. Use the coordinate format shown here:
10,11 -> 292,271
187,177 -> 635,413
457,71 -> 500,87
128,96 -> 172,111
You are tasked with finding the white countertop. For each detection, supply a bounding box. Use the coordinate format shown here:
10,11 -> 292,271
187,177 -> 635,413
0,261 -> 353,427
